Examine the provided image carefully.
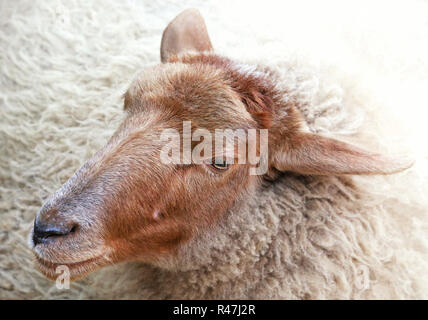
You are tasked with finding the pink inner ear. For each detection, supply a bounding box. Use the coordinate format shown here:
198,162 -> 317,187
160,9 -> 213,63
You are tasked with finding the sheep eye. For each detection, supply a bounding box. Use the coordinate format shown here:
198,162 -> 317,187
212,159 -> 230,170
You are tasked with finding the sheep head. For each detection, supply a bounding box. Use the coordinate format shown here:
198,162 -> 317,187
30,9 -> 413,281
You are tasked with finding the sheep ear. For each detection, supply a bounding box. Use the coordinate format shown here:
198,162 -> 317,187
160,9 -> 213,63
272,132 -> 414,175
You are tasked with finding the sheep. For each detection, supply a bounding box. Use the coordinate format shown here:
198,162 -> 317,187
25,8 -> 428,299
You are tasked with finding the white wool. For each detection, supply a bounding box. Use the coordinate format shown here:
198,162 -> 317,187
0,0 -> 427,298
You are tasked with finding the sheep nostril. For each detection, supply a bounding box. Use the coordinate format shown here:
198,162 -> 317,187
32,220 -> 79,246
69,224 -> 77,234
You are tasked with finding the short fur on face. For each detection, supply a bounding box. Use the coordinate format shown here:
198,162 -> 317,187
30,9 -> 412,281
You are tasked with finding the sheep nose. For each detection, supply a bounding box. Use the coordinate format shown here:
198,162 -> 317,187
32,218 -> 77,246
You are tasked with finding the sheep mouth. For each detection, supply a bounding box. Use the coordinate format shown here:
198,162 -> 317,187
34,254 -> 109,281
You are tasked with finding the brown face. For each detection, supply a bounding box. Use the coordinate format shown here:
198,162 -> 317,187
30,9 -> 412,281
30,62 -> 262,280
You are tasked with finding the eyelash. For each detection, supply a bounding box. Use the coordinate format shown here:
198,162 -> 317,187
211,161 -> 230,170
176,159 -> 232,175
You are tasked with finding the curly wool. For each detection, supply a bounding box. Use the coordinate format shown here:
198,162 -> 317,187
0,0 -> 427,299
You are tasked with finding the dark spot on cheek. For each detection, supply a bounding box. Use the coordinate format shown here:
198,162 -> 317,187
155,211 -> 165,219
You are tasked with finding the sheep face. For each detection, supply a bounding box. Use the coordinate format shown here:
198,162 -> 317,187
30,59 -> 266,280
30,9 -> 413,282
